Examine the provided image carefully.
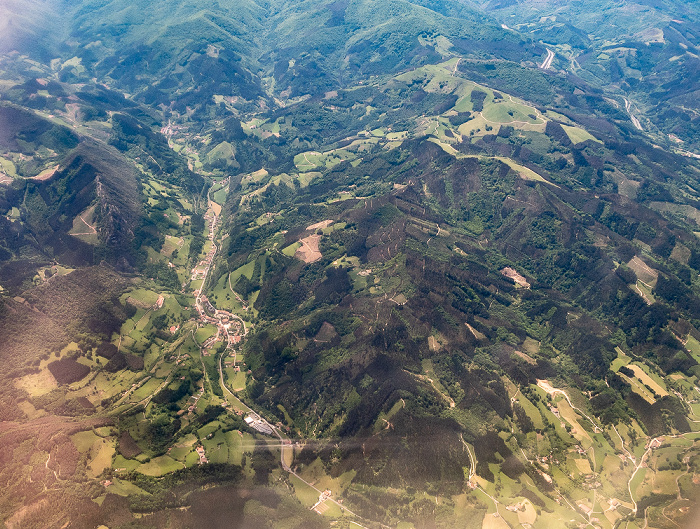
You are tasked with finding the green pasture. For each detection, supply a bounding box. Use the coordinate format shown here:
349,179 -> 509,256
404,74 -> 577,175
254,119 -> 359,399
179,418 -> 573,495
88,438 -> 116,478
610,347 -> 632,372
113,455 -> 142,472
138,455 -> 184,476
195,324 -> 218,345
71,430 -> 100,453
562,124 -> 602,144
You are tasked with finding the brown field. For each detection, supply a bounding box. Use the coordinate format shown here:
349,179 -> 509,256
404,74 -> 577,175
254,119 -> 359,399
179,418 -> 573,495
627,256 -> 658,286
30,164 -> 59,181
501,267 -> 530,288
307,220 -> 333,231
295,234 -> 322,263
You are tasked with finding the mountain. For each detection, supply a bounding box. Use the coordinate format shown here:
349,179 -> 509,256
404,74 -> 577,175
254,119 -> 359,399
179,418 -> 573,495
1,1 -> 700,529
470,0 -> 700,151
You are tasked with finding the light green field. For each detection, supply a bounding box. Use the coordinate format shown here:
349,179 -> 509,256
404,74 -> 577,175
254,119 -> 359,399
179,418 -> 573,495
632,280 -> 656,304
68,205 -> 99,244
225,367 -> 247,391
15,368 -> 58,397
169,434 -> 197,461
125,288 -> 160,307
332,254 -> 360,268
230,261 -> 255,283
212,186 -> 228,206
195,324 -> 218,345
610,347 -> 632,372
88,438 -> 116,478
222,430 -> 246,465
619,371 -> 656,404
113,454 -> 142,472
206,142 -> 236,167
161,235 -> 183,257
482,99 -> 543,126
686,336 -> 700,362
105,478 -> 152,497
0,156 -> 17,177
131,377 -> 166,401
294,149 -> 355,172
628,363 -> 668,397
514,393 -> 545,430
290,473 -> 321,507
282,242 -> 302,256
203,430 -> 228,464
135,310 -> 153,332
138,455 -> 184,476
208,273 -> 242,312
495,157 -> 555,186
71,430 -> 99,453
562,124 -> 602,144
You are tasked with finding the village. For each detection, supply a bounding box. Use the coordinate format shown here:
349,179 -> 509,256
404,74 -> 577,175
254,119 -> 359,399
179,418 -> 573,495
187,199 -> 282,449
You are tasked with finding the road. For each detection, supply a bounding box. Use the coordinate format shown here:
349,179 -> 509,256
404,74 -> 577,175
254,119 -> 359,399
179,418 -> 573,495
537,379 -> 601,433
540,49 -> 555,70
623,97 -> 643,130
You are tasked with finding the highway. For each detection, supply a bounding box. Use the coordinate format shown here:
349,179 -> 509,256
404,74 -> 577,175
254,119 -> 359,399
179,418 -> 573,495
540,48 -> 555,70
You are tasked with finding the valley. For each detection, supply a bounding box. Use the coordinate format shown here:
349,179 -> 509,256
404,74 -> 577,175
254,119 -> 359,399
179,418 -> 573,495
1,1 -> 700,528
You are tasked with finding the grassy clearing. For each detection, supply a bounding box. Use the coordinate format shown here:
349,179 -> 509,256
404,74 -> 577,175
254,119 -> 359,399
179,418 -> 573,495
224,366 -> 247,392
482,99 -> 543,125
203,430 -> 228,464
15,369 -> 58,397
195,324 -> 218,345
632,279 -> 656,304
223,430 -> 250,465
131,377 -> 166,401
685,336 -> 700,362
198,421 -> 222,439
125,288 -> 160,307
481,511 -> 511,529
628,363 -> 668,397
71,430 -> 99,453
514,393 -> 545,430
113,454 -> 142,471
212,186 -> 228,206
209,273 -> 242,312
557,398 -> 592,444
68,205 -> 99,245
619,371 -> 656,404
230,261 -> 255,283
160,235 -> 183,257
138,455 -> 184,476
495,157 -> 556,186
290,473 -> 322,508
88,438 -> 116,478
562,124 -> 602,144
282,241 -> 302,256
611,347 -> 632,372
0,156 -> 17,177
428,138 -> 463,157
294,149 -> 355,172
106,478 -> 151,497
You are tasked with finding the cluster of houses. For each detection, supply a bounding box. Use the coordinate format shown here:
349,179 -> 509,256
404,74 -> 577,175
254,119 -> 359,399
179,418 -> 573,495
194,292 -> 247,358
195,445 -> 208,464
311,489 -> 333,514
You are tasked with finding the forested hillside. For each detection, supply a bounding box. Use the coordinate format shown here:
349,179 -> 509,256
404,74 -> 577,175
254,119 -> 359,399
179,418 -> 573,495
1,1 -> 700,528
